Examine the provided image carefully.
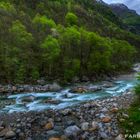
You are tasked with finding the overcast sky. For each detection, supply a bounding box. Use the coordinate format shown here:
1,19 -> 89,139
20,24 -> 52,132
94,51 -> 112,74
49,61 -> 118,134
103,0 -> 140,14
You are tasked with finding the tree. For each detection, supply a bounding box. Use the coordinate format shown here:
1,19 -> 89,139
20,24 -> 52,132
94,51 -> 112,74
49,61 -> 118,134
33,14 -> 56,29
15,64 -> 26,83
64,58 -> 80,81
111,39 -> 136,70
65,12 -> 78,26
0,2 -> 16,13
59,26 -> 81,58
41,35 -> 61,75
9,20 -> 34,83
9,20 -> 33,46
87,36 -> 112,74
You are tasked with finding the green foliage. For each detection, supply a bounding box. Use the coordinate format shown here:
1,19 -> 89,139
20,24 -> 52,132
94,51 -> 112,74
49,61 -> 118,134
64,58 -> 80,81
120,77 -> 140,138
33,14 -> 56,28
0,1 -> 16,13
0,0 -> 139,83
135,84 -> 140,97
15,65 -> 26,83
135,73 -> 140,99
41,35 -> 61,76
65,12 -> 78,26
41,35 -> 60,61
31,67 -> 40,81
9,20 -> 33,46
60,26 -> 81,48
88,37 -> 112,73
111,39 -> 136,70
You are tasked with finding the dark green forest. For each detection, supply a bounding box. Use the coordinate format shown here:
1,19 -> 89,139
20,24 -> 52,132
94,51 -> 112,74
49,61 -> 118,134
0,0 -> 140,84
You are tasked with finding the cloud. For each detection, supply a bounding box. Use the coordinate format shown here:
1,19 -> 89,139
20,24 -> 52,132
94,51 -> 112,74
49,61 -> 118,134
103,0 -> 140,14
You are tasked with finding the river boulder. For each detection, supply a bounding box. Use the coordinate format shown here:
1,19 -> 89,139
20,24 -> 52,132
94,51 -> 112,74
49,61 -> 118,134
69,87 -> 88,93
48,82 -> 62,92
20,95 -> 36,103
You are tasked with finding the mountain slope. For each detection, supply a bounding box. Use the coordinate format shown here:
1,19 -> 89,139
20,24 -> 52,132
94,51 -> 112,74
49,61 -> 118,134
109,3 -> 140,34
0,0 -> 139,83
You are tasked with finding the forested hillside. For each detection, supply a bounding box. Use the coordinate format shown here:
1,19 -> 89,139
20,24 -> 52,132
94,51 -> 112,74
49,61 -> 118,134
110,3 -> 140,34
0,0 -> 139,84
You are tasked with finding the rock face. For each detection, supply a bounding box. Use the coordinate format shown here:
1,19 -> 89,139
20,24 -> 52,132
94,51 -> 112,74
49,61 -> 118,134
109,3 -> 140,35
109,3 -> 137,17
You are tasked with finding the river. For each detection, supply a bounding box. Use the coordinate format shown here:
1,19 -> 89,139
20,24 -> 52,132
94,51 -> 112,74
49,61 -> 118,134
0,64 -> 140,113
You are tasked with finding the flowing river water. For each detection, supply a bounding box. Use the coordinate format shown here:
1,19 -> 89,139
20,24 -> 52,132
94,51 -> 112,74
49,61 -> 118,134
0,64 -> 140,113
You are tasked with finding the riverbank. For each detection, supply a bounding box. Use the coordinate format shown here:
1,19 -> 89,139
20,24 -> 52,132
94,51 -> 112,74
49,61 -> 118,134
0,91 -> 136,140
0,72 -> 134,95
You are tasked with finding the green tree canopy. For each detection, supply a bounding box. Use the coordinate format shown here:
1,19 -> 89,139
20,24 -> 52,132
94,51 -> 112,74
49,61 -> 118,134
33,14 -> 56,28
41,35 -> 61,61
0,2 -> 16,13
9,20 -> 33,46
65,12 -> 78,26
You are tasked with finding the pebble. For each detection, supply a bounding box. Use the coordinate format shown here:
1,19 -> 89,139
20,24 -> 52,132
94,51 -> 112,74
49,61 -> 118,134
102,117 -> 111,123
111,108 -> 119,113
49,138 -> 61,140
122,113 -> 129,119
64,125 -> 81,136
80,122 -> 89,131
99,131 -> 109,139
44,122 -> 54,130
5,130 -> 16,138
119,118 -> 125,123
0,127 -> 4,131
91,121 -> 98,130
115,134 -> 125,140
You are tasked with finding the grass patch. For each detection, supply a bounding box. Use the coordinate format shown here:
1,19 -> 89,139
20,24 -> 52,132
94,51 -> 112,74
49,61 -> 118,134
120,85 -> 140,140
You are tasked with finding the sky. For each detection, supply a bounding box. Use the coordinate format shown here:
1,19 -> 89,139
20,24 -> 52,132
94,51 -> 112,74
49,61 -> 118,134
103,0 -> 140,14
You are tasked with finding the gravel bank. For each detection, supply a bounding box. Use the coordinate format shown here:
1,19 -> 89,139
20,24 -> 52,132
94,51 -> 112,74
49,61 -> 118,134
0,91 -> 136,140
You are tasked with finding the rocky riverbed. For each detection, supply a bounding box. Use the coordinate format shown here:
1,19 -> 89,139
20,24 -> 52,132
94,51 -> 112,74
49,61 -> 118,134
0,64 -> 139,140
0,91 -> 136,140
